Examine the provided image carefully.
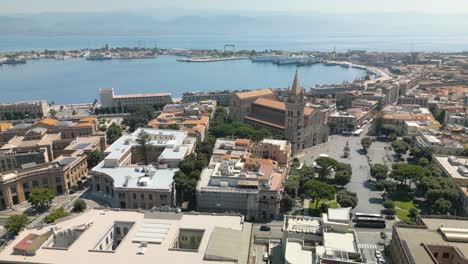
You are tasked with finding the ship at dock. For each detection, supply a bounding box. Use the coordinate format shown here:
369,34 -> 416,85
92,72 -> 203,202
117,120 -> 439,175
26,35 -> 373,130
85,52 -> 112,61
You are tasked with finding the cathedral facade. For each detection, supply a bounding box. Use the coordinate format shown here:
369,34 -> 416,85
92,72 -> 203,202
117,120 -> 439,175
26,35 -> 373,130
229,72 -> 329,155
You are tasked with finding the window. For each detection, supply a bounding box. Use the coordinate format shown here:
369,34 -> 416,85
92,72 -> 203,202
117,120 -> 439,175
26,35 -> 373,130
442,252 -> 450,259
32,180 -> 39,187
149,194 -> 153,200
133,193 -> 136,199
23,182 -> 29,189
141,194 -> 144,199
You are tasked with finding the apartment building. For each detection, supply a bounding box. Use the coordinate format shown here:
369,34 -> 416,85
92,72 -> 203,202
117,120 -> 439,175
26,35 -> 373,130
91,128 -> 196,209
0,151 -> 88,209
196,138 -> 291,221
0,100 -> 49,119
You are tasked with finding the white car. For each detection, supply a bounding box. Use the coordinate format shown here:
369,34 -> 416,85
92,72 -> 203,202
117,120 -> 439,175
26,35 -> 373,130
263,252 -> 269,261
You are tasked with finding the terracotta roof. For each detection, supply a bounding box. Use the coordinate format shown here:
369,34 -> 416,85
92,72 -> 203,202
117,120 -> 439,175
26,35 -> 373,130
244,116 -> 285,130
0,122 -> 12,132
35,118 -> 58,126
253,98 -> 285,111
235,89 -> 274,99
235,139 -> 250,145
304,107 -> 315,116
75,122 -> 93,127
78,117 -> 96,123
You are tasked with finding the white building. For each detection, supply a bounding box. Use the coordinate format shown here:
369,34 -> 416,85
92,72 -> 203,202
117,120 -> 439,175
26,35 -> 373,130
91,128 -> 196,209
0,209 -> 251,264
282,210 -> 363,264
99,88 -> 172,108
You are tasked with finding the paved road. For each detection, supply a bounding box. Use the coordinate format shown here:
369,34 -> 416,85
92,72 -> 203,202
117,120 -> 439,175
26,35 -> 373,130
300,125 -> 384,214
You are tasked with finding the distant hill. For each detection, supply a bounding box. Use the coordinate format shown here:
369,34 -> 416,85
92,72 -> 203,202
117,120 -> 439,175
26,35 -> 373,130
1,11 -> 467,37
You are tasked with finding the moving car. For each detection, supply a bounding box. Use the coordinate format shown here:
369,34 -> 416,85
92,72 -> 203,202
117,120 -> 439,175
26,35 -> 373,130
260,225 -> 271,231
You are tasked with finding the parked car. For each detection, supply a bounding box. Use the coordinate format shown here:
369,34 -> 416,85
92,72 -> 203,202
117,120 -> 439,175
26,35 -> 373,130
260,225 -> 271,231
263,252 -> 269,261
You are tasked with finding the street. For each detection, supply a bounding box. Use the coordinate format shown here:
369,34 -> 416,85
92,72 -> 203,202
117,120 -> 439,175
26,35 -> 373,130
300,125 -> 384,214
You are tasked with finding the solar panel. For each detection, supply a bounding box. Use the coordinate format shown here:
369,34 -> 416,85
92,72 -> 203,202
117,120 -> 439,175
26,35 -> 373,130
72,143 -> 91,150
59,157 -> 77,166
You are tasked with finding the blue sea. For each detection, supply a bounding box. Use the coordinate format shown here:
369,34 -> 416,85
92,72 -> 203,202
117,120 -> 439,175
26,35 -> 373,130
0,55 -> 366,104
2,33 -> 465,104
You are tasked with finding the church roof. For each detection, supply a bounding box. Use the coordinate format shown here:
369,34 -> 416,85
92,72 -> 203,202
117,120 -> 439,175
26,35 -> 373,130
235,89 -> 274,99
253,98 -> 285,111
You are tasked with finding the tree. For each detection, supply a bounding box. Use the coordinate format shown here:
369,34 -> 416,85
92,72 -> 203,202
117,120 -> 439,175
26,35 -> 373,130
135,130 -> 153,165
167,124 -> 180,130
315,157 -> 339,180
284,178 -> 299,198
370,164 -> 388,181
280,193 -> 294,213
44,208 -> 71,224
5,214 -> 29,235
434,198 -> 452,214
390,163 -> 426,186
173,171 -> 197,204
418,157 -> 430,167
409,208 -> 419,219
106,123 -> 122,144
87,150 -> 104,168
122,104 -> 157,131
304,180 -> 335,209
383,180 -> 397,193
361,137 -> 372,153
73,199 -> 87,212
392,140 -> 410,157
336,190 -> 358,208
28,188 -> 55,209
383,199 -> 395,210
334,172 -> 351,188
49,109 -> 57,118
380,124 -> 399,137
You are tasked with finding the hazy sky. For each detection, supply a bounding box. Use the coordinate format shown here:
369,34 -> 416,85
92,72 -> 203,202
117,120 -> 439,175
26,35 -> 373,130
2,0 -> 468,14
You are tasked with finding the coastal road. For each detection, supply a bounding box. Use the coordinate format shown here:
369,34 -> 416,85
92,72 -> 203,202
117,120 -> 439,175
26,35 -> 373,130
300,125 -> 384,214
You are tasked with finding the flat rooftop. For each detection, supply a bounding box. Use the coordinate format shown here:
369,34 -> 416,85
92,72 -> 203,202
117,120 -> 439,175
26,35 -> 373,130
394,217 -> 468,264
0,209 -> 250,264
434,155 -> 468,183
323,232 -> 357,253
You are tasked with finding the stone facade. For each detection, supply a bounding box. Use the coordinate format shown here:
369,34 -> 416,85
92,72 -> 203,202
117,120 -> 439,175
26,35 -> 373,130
230,72 -> 329,155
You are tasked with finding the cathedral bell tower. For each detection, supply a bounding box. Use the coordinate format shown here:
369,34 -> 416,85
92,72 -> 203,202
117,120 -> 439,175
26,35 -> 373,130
284,70 -> 306,155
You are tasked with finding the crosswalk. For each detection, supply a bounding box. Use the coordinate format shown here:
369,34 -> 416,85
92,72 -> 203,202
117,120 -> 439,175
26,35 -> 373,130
358,243 -> 379,249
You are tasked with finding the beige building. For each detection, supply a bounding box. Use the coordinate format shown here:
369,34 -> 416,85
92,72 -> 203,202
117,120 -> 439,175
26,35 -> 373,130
390,216 -> 468,264
148,100 -> 216,143
0,100 -> 49,119
196,138 -> 290,221
91,128 -> 196,209
432,155 -> 468,216
229,73 -> 329,155
0,151 -> 88,209
229,88 -> 276,122
99,88 -> 172,108
0,209 -> 251,264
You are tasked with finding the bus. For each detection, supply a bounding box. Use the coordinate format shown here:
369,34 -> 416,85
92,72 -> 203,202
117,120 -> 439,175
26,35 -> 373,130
352,129 -> 363,136
354,213 -> 386,228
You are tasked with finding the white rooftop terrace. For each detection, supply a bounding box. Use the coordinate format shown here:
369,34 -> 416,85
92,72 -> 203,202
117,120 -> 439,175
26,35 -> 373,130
0,209 -> 248,264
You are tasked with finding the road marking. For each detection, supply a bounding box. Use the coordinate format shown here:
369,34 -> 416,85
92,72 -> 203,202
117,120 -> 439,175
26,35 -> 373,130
358,243 -> 378,249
